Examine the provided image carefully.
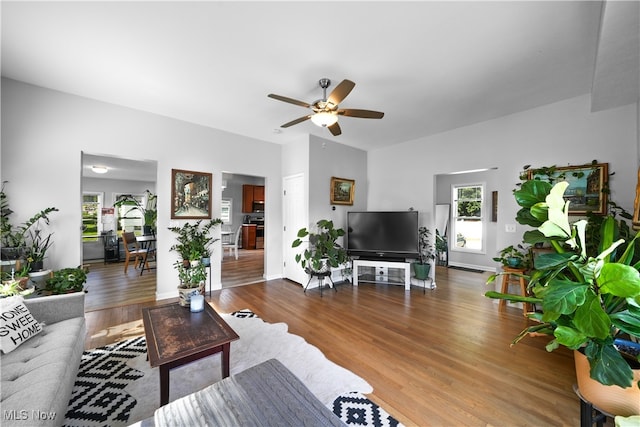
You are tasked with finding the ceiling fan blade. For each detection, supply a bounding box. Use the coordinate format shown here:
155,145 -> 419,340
281,115 -> 312,128
328,122 -> 342,136
327,79 -> 355,106
338,109 -> 385,119
268,94 -> 311,109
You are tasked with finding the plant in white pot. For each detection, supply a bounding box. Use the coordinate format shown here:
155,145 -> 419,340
413,227 -> 435,280
486,180 -> 640,416
174,261 -> 207,307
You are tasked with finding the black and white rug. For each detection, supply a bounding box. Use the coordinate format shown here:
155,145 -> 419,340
64,310 -> 401,427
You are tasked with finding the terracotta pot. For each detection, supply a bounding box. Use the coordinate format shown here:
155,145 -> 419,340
574,349 -> 640,416
177,283 -> 204,307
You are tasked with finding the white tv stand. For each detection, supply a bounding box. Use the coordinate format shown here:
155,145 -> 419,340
352,259 -> 411,290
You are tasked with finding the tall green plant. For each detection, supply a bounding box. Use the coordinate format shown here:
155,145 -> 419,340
1,181 -> 58,262
486,181 -> 640,388
168,218 -> 223,260
292,219 -> 349,272
416,227 -> 435,264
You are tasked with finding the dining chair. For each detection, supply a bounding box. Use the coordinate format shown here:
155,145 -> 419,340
122,231 -> 150,274
222,225 -> 241,260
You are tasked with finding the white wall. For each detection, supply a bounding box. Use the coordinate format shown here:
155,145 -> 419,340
1,78 -> 283,299
4,78 -> 637,296
368,94 -> 638,277
308,135 -> 368,234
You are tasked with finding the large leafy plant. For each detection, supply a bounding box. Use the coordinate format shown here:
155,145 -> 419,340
168,218 -> 223,261
292,219 -> 349,272
486,180 -> 640,388
1,181 -> 58,262
416,226 -> 435,264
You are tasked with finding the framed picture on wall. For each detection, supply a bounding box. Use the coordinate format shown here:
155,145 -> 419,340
171,169 -> 212,219
330,177 -> 355,205
527,162 -> 608,215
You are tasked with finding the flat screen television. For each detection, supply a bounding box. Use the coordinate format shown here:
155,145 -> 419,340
346,211 -> 419,260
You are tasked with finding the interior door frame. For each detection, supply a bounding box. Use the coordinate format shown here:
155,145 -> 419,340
283,173 -> 307,285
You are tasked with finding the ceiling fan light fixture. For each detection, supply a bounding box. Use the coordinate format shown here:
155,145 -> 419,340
91,165 -> 109,174
310,111 -> 338,127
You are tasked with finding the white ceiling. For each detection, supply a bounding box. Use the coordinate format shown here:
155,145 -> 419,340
82,153 -> 157,182
2,1 -> 638,160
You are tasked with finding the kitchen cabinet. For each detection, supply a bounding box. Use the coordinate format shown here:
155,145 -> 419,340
242,185 -> 265,212
242,224 -> 256,250
253,185 -> 264,202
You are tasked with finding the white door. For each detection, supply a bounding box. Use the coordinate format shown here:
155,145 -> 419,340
283,173 -> 307,285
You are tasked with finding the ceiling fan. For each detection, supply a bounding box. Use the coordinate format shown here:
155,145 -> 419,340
268,78 -> 384,136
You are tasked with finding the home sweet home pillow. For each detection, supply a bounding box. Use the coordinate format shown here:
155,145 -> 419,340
0,296 -> 43,354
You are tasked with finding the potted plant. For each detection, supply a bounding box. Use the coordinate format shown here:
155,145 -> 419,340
292,219 -> 349,273
174,260 -> 207,307
412,227 -> 435,280
114,190 -> 157,235
44,266 -> 88,294
435,230 -> 448,266
169,219 -> 222,306
493,243 -> 531,269
486,180 -> 640,416
168,218 -> 223,265
23,209 -> 59,272
0,264 -> 33,298
1,181 -> 58,262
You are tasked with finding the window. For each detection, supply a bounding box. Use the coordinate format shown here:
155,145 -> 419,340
115,193 -> 144,236
452,184 -> 484,252
221,199 -> 232,224
82,193 -> 103,242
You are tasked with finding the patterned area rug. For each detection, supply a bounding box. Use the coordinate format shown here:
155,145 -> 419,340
64,310 -> 402,427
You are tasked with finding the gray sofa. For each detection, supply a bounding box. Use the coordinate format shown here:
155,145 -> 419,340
1,292 -> 86,427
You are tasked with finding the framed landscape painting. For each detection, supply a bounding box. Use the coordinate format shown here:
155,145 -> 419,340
171,169 -> 212,219
330,177 -> 355,205
527,163 -> 608,215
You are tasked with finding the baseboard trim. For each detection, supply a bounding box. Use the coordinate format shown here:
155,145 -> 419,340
447,261 -> 496,273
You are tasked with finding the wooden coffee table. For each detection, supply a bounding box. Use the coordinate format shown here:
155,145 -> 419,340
141,302 -> 239,406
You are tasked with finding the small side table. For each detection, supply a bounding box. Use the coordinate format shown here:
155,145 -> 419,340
499,267 -> 529,316
303,269 -> 335,297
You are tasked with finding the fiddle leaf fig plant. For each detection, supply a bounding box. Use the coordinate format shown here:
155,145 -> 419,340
486,180 -> 640,389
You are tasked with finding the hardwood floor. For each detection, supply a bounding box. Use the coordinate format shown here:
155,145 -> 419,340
221,248 -> 264,287
83,266 -> 581,426
83,259 -> 157,312
83,248 -> 264,311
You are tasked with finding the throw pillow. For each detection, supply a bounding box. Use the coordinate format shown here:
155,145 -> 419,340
0,296 -> 43,354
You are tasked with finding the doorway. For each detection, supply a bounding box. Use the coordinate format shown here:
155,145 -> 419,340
220,172 -> 265,287
434,168 -> 498,272
81,152 -> 158,310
